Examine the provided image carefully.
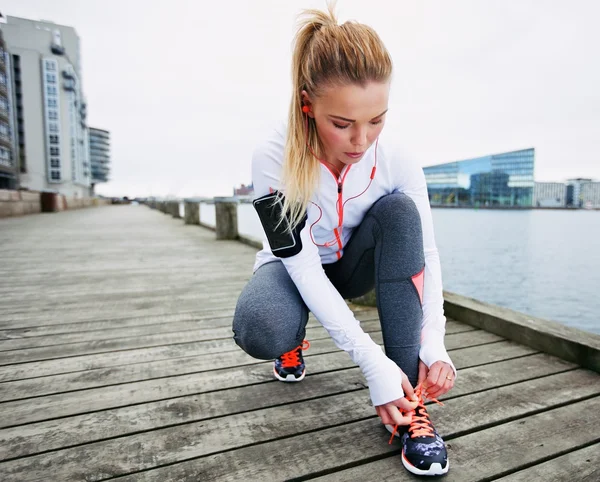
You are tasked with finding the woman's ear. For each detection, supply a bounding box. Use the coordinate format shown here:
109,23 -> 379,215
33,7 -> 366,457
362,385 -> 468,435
301,90 -> 315,118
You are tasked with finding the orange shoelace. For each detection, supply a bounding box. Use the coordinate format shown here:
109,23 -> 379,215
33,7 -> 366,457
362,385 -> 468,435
388,383 -> 444,444
279,340 -> 310,368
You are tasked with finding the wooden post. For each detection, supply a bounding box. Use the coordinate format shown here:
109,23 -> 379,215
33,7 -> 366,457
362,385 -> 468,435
184,201 -> 200,225
214,197 -> 239,240
170,201 -> 181,219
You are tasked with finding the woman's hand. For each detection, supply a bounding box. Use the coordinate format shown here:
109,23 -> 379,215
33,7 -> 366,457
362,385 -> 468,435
418,359 -> 455,399
375,368 -> 419,426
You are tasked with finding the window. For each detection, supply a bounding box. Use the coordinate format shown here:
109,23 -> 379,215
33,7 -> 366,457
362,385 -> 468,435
47,98 -> 57,108
47,86 -> 57,95
46,73 -> 56,84
48,122 -> 59,133
50,170 -> 61,181
50,157 -> 60,168
45,60 -> 56,71
48,110 -> 58,120
50,147 -> 60,156
49,135 -> 59,145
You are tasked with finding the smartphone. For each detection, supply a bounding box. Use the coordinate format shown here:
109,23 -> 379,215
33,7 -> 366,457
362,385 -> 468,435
253,192 -> 297,253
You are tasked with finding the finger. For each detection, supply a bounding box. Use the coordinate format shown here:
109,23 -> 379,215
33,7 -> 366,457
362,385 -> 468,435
429,370 -> 454,399
375,406 -> 393,425
426,362 -> 443,390
441,378 -> 454,396
380,411 -> 394,425
394,397 -> 419,412
386,405 -> 413,426
417,360 -> 428,386
401,373 -> 417,402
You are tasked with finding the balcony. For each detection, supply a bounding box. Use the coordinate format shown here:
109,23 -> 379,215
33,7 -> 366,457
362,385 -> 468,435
51,44 -> 65,55
63,79 -> 75,92
0,135 -> 12,149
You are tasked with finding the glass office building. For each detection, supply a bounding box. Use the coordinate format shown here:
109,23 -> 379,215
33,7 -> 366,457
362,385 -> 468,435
423,148 -> 535,207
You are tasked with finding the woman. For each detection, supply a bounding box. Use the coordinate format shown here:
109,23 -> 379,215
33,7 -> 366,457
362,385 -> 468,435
233,4 -> 456,477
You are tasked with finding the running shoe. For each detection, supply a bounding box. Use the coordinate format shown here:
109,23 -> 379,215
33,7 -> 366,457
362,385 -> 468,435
388,384 -> 449,476
273,340 -> 310,382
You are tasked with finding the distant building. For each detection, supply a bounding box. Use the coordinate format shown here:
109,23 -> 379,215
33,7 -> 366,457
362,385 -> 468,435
423,148 -> 535,207
1,16 -> 91,196
0,29 -> 18,189
234,183 -> 254,196
580,181 -> 600,209
566,178 -> 592,208
89,127 -> 110,192
533,182 -> 567,207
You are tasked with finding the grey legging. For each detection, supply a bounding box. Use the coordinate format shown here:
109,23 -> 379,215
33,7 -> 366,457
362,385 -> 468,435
232,192 -> 425,385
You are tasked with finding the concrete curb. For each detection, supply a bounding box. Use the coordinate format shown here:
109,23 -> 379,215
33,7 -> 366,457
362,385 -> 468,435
443,291 -> 600,373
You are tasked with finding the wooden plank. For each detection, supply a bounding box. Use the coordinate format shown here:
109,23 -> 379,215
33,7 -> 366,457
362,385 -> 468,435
0,352 -> 573,461
0,324 -> 500,367
1,291 -> 242,318
0,307 -> 237,330
0,304 -> 374,332
0,299 -> 242,326
0,280 -> 249,306
0,312 -> 236,338
0,317 -> 470,352
494,442 -> 600,481
0,340 -> 541,428
4,370 -> 595,481
0,312 -> 383,349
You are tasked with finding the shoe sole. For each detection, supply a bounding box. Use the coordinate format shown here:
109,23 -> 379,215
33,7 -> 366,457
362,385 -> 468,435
402,452 -> 449,476
273,367 -> 306,382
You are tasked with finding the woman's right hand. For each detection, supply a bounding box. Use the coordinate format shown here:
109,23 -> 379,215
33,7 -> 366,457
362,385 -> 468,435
374,369 -> 419,426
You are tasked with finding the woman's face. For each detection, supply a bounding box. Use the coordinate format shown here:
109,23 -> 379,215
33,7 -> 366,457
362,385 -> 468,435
303,80 -> 390,169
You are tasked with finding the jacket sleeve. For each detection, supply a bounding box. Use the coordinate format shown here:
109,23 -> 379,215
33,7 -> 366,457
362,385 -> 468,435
251,132 -> 407,406
390,154 -> 457,378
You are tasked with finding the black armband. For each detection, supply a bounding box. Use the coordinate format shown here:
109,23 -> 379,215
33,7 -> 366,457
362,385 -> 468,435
253,191 -> 307,258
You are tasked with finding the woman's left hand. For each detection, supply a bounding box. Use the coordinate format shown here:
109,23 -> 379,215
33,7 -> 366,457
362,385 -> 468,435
417,360 -> 455,399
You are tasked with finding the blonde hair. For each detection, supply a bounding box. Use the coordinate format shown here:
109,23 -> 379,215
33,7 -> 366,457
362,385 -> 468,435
281,1 -> 393,232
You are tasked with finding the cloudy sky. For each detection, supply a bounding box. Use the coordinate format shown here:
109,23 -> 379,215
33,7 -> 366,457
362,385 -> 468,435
3,1 -> 599,198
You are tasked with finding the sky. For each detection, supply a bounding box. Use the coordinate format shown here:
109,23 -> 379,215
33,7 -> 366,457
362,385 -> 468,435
2,0 -> 599,198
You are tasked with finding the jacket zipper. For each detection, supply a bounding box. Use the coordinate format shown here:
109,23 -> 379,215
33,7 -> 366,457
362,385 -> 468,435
320,163 -> 351,258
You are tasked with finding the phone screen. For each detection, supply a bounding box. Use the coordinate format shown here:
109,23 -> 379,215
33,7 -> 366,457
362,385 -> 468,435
253,194 -> 297,252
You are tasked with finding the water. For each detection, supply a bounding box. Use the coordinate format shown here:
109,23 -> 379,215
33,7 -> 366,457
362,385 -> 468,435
197,203 -> 600,335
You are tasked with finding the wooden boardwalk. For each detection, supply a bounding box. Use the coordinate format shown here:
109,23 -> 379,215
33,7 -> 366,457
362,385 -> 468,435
1,205 -> 599,481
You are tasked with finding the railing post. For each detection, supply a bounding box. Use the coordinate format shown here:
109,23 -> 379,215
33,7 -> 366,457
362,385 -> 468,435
214,197 -> 239,240
184,201 -> 200,225
170,201 -> 181,219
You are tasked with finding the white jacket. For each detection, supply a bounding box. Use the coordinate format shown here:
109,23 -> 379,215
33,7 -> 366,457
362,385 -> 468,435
252,122 -> 456,406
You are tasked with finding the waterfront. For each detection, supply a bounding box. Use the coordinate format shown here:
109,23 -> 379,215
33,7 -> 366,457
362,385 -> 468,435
194,203 -> 600,335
